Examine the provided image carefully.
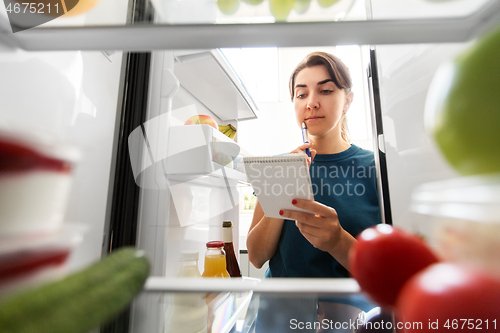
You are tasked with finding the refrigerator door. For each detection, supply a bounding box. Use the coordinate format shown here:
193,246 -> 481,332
127,45 -> 258,332
369,42 -> 469,234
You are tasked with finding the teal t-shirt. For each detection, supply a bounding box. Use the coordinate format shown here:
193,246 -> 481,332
266,144 -> 381,278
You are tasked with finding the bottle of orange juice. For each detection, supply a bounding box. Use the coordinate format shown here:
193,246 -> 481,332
202,241 -> 230,278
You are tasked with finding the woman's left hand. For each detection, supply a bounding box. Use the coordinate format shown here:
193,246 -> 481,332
279,198 -> 356,269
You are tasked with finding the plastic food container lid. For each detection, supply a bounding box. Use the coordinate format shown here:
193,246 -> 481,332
0,126 -> 80,164
411,175 -> 500,275
411,174 -> 500,223
180,250 -> 199,261
0,224 -> 86,255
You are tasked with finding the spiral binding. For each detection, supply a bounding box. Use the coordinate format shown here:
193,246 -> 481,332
243,154 -> 307,164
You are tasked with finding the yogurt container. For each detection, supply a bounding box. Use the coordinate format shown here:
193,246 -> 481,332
411,174 -> 500,276
0,225 -> 85,297
0,129 -> 80,236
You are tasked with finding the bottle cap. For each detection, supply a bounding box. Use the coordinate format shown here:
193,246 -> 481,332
180,250 -> 199,261
206,241 -> 224,248
222,221 -> 232,228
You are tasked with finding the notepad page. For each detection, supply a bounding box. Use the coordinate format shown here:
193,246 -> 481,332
243,154 -> 314,219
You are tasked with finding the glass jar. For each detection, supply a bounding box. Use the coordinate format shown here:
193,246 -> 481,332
176,250 -> 202,278
201,241 -> 230,278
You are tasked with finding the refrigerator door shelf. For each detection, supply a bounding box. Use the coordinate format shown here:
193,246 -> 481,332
143,277 -> 370,333
5,0 -> 500,52
166,168 -> 247,190
207,290 -> 253,333
174,49 -> 259,122
150,0 -> 355,25
166,125 -> 249,186
146,287 -> 253,333
144,276 -> 359,295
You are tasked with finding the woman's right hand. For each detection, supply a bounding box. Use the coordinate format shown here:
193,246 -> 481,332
289,142 -> 316,166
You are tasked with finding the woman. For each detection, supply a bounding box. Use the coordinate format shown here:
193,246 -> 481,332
246,51 -> 381,279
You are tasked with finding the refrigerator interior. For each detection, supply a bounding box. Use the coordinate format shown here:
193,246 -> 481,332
373,43 -> 466,233
1,0 -> 500,332
129,43 -> 376,332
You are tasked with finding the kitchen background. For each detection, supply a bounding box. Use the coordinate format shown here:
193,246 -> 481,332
224,44 -> 374,277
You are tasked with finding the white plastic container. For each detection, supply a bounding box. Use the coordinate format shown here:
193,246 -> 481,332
0,225 -> 84,297
0,129 -> 79,236
411,174 -> 500,275
164,250 -> 208,333
166,125 -> 244,178
149,0 -> 216,24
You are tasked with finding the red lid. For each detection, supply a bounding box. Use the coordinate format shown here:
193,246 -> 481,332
206,241 -> 224,248
0,128 -> 79,174
0,140 -> 71,174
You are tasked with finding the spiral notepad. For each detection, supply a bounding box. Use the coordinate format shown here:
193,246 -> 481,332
243,154 -> 314,219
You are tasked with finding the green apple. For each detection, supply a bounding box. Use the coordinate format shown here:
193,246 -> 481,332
294,0 -> 311,14
269,0 -> 294,22
218,0 -> 241,15
426,26 -> 500,175
317,0 -> 339,8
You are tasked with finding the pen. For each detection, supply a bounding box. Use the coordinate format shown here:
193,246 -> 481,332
301,122 -> 311,158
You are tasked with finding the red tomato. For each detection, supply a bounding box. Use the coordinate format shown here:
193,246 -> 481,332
350,224 -> 439,309
396,263 -> 500,333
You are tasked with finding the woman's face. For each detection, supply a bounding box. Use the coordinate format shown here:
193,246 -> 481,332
293,65 -> 351,139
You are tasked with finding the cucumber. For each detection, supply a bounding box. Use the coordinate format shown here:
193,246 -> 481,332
0,247 -> 150,333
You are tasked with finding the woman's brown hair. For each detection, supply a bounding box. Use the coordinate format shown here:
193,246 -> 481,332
289,51 -> 353,143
